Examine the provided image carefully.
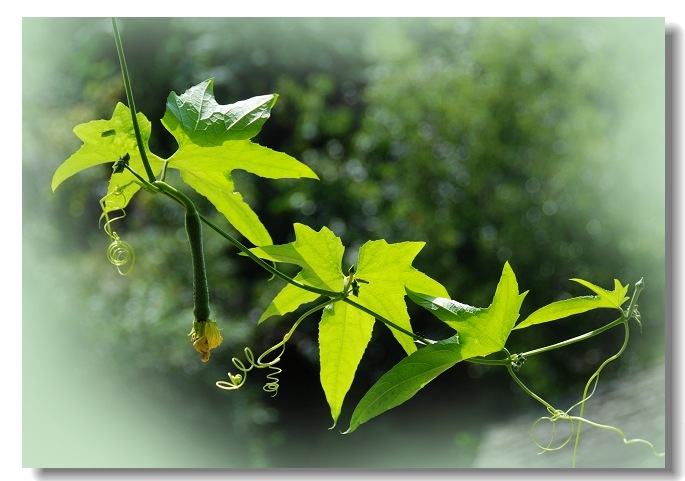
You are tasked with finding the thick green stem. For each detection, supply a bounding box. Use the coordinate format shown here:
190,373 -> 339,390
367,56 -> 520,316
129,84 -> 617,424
112,18 -> 156,183
150,181 -> 339,300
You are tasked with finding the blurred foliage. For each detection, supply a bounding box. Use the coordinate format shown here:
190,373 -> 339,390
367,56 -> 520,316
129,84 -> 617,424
23,17 -> 664,467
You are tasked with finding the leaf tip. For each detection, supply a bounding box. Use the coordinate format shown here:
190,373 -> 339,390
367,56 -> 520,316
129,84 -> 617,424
341,424 -> 356,435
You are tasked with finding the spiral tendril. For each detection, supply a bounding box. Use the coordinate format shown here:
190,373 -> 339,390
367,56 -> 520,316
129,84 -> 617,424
216,320 -> 296,397
217,297 -> 341,396
99,185 -> 135,275
106,234 -> 136,275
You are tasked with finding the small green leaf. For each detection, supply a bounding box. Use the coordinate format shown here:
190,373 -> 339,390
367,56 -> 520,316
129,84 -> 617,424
344,335 -> 461,434
52,103 -> 164,211
407,261 -> 527,359
570,278 -> 629,309
165,78 -> 277,145
513,278 -> 629,330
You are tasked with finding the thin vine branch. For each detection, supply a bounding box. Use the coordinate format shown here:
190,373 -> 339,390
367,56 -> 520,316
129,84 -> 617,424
111,18 -> 155,183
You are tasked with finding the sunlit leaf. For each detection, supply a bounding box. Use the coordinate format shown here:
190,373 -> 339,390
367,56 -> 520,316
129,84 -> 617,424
407,261 -> 527,359
165,78 -> 277,144
570,278 -> 629,309
250,223 -> 449,426
319,301 -> 374,427
344,335 -> 461,434
51,103 -> 164,212
163,80 -> 319,246
345,262 -> 526,433
513,278 -> 629,330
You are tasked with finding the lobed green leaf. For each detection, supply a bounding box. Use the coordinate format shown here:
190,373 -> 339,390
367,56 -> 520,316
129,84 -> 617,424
250,223 -> 450,426
52,103 -> 164,212
250,223 -> 345,294
570,278 -> 629,309
407,261 -> 527,359
345,262 -> 526,433
162,80 -> 319,246
352,239 -> 449,355
513,278 -> 629,330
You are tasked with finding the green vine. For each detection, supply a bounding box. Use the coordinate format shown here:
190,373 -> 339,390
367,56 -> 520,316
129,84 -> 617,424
49,18 -> 665,468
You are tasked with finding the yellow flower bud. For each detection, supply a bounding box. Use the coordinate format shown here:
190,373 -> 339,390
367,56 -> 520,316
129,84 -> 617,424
189,319 -> 223,362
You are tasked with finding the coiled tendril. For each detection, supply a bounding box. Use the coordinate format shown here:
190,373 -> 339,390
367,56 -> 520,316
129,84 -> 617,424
216,315 -> 304,397
217,297 -> 340,396
99,185 -> 135,275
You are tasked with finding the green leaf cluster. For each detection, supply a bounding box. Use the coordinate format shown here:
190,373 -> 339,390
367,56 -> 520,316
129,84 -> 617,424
51,74 -> 635,437
344,265 -> 631,433
53,79 -> 318,246
346,261 -> 526,433
250,223 -> 448,426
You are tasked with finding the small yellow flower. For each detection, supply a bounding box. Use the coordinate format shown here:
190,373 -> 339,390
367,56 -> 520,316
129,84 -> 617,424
189,319 -> 223,362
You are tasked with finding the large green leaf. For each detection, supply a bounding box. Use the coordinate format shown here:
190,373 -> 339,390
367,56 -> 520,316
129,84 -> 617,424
407,261 -> 527,359
162,79 -> 319,246
51,103 -> 164,211
344,335 -> 461,434
513,278 -> 629,330
345,262 -> 526,433
352,239 -> 449,355
250,223 -> 449,426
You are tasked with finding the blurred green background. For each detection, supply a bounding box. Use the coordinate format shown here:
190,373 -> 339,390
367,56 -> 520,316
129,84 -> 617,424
23,17 -> 665,468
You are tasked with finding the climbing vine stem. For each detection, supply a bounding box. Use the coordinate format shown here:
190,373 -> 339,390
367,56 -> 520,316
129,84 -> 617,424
124,159 -> 437,347
111,17 -> 155,183
518,278 -> 644,360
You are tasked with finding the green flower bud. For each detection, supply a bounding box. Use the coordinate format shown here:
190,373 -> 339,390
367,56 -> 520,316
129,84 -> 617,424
189,319 -> 223,362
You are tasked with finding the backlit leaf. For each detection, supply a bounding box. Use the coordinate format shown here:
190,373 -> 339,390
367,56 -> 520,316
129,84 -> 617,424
162,80 -> 319,246
344,335 -> 461,434
514,278 -> 629,330
250,223 -> 449,426
345,263 -> 526,432
51,103 -> 164,212
407,261 -> 527,359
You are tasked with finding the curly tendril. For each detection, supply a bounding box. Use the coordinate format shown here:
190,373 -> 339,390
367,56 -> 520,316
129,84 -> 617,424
216,343 -> 286,396
106,233 -> 136,275
216,315 -> 303,397
530,408 -> 665,460
217,296 -> 342,396
99,185 -> 136,275
511,319 -> 665,466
